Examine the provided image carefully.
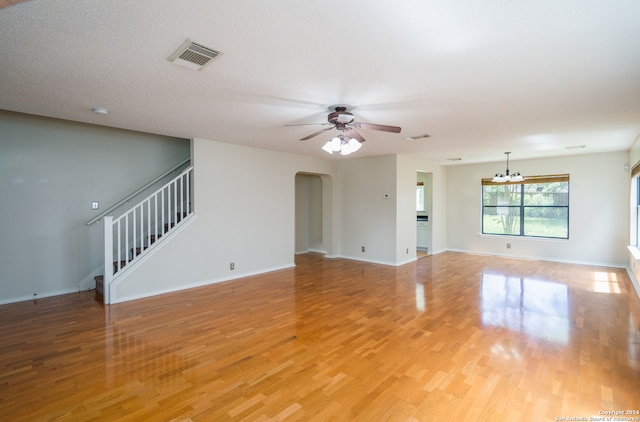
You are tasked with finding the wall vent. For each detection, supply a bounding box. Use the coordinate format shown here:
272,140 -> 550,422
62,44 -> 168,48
168,39 -> 221,71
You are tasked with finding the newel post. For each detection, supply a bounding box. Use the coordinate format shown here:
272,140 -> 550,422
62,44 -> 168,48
103,216 -> 113,304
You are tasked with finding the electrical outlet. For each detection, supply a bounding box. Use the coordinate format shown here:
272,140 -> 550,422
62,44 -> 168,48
506,243 -> 511,249
230,262 -> 235,270
361,246 -> 365,252
91,201 -> 99,210
406,248 -> 409,254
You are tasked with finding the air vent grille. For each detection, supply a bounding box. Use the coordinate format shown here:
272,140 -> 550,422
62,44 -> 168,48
168,39 -> 221,71
403,134 -> 431,141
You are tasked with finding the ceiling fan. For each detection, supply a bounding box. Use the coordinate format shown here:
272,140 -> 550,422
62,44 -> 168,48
286,105 -> 401,155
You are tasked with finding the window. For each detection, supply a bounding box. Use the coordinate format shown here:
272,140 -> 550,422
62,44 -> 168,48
416,183 -> 425,212
633,177 -> 640,247
482,174 -> 569,239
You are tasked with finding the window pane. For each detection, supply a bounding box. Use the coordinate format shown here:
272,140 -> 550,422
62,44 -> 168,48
482,177 -> 569,239
523,207 -> 568,238
483,184 -> 521,206
523,183 -> 569,206
416,186 -> 425,212
636,205 -> 640,247
636,179 -> 640,247
483,207 -> 521,235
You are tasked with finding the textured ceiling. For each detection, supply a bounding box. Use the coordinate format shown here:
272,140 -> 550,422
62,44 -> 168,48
1,0 -> 639,164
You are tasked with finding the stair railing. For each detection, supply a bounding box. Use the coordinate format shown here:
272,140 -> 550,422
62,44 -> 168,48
86,157 -> 190,226
102,166 -> 193,304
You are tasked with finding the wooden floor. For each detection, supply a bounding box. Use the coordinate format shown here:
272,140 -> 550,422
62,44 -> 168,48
1,252 -> 639,421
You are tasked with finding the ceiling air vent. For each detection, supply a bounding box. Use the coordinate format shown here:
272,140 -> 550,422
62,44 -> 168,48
403,134 -> 431,141
168,39 -> 221,71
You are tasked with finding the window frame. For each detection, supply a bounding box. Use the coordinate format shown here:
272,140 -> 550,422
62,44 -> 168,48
631,162 -> 640,248
481,174 -> 570,239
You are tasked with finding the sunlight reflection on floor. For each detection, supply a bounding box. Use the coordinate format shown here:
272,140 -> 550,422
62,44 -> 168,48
481,272 -> 569,344
592,271 -> 621,294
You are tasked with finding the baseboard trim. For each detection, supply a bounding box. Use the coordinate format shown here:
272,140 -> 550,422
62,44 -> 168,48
444,248 -> 625,269
111,263 -> 296,304
625,267 -> 640,300
0,288 -> 80,305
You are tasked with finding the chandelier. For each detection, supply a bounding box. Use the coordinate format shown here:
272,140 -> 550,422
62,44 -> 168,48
492,152 -> 524,183
321,134 -> 362,156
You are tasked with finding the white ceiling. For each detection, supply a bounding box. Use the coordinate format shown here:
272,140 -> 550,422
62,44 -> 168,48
1,0 -> 639,164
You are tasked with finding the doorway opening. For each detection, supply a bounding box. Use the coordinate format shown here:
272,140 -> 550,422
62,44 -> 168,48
295,172 -> 334,257
417,171 -> 432,256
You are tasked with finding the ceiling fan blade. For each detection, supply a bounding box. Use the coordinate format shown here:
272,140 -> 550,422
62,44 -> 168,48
344,129 -> 366,143
300,126 -> 334,141
354,122 -> 401,133
284,123 -> 331,127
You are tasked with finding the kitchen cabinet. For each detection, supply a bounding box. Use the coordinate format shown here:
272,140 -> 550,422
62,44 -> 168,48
417,219 -> 430,251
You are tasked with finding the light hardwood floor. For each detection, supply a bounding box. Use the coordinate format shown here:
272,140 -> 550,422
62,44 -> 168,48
1,252 -> 639,421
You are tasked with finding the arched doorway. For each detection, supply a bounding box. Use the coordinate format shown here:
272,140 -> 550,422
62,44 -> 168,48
295,172 -> 334,257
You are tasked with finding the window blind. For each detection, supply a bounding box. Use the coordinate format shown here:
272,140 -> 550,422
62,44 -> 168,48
481,174 -> 569,186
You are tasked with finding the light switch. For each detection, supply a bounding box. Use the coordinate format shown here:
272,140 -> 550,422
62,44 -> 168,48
91,201 -> 99,210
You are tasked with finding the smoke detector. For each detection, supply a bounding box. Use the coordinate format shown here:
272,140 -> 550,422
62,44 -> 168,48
167,39 -> 221,71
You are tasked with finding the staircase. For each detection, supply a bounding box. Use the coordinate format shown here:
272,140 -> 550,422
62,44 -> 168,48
94,166 -> 193,304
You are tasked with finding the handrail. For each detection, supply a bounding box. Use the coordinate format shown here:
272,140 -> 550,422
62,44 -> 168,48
86,157 -> 190,226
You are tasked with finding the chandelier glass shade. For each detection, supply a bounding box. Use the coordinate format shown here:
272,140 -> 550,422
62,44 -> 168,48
492,152 -> 524,183
321,134 -> 362,156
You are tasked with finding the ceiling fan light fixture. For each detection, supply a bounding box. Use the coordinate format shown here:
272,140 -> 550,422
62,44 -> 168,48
339,143 -> 352,156
322,140 -> 335,154
348,138 -> 362,152
321,135 -> 362,156
331,136 -> 342,152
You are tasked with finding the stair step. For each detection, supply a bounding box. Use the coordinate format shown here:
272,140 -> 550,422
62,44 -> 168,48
94,275 -> 104,304
113,260 -> 127,273
93,212 -> 191,305
131,246 -> 148,258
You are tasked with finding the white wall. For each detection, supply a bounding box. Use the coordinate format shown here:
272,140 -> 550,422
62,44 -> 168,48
337,155 -> 398,265
0,111 -> 189,304
111,138 -> 337,302
335,154 -> 448,265
397,154 -> 448,257
446,151 -> 630,267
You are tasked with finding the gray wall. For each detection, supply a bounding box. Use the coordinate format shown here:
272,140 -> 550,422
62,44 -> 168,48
0,111 -> 189,303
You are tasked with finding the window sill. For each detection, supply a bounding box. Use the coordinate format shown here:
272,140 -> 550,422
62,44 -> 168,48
627,245 -> 640,261
478,233 -> 568,243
